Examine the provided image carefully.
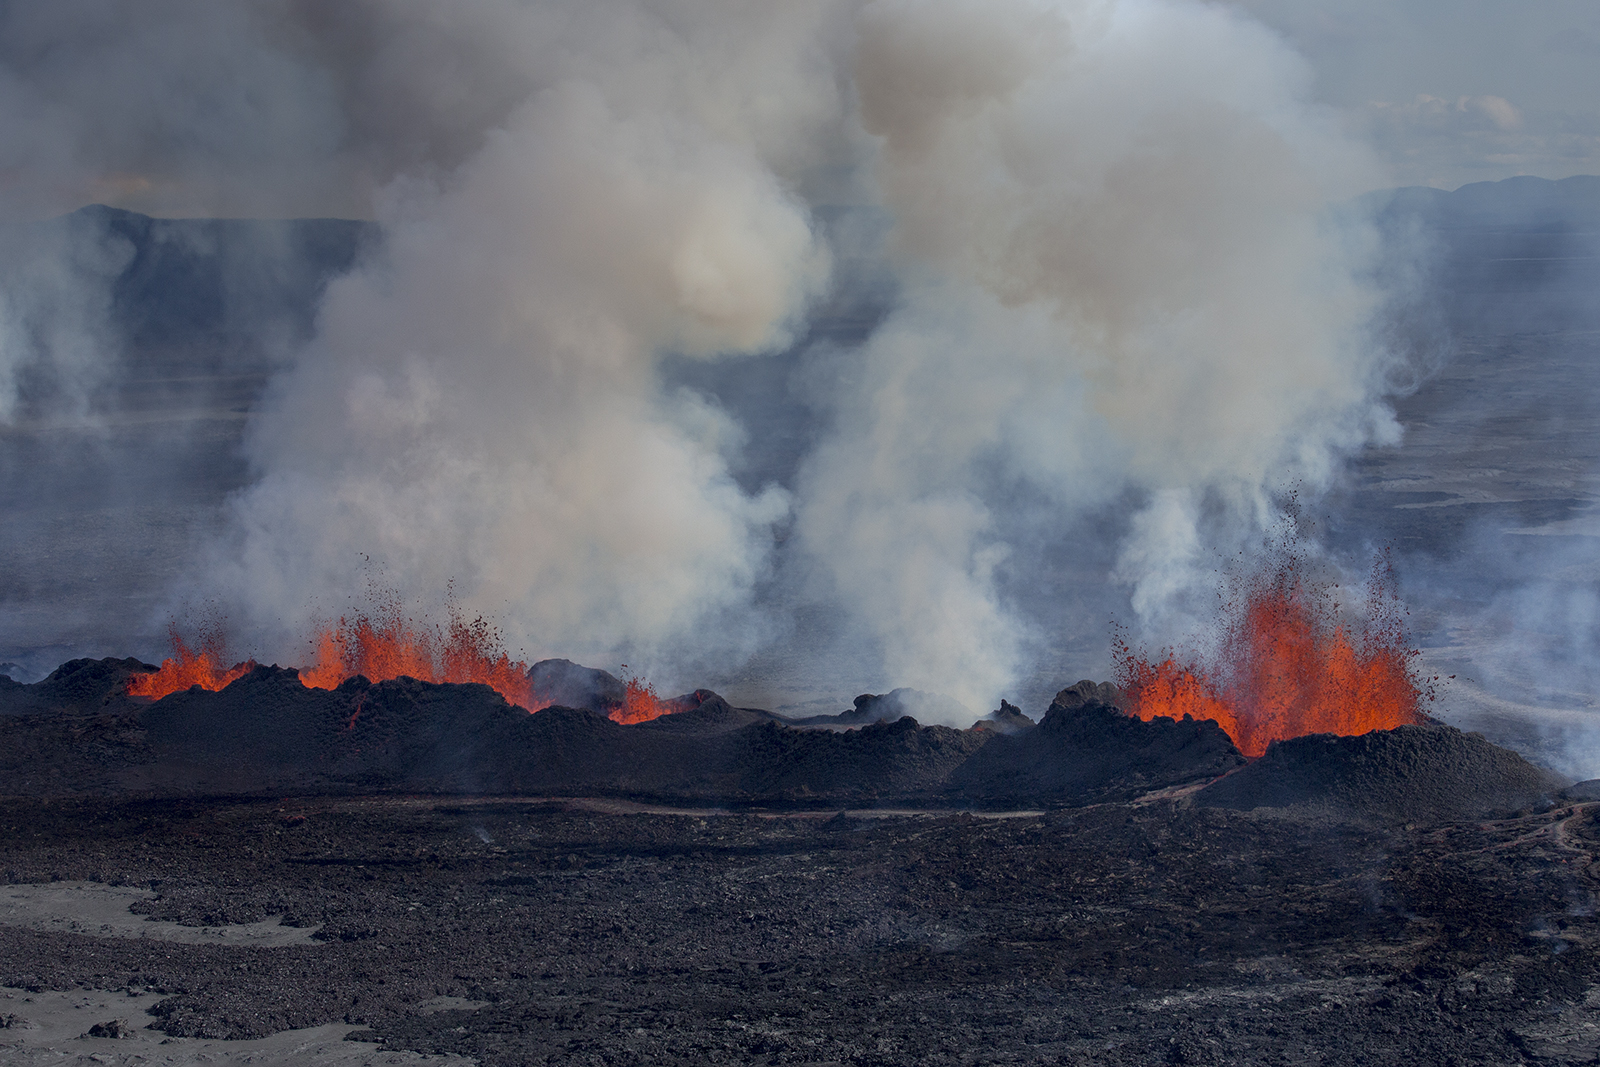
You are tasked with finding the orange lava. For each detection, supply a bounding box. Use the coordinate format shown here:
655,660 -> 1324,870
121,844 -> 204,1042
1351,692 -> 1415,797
608,676 -> 674,725
298,598 -> 547,712
127,627 -> 256,699
1114,555 -> 1426,758
125,594 -> 687,721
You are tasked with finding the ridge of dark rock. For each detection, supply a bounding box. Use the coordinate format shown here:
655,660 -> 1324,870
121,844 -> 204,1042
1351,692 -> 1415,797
948,696 -> 1244,805
1194,724 -> 1570,821
0,657 -> 156,717
2,655 -> 1569,823
975,700 -> 1035,735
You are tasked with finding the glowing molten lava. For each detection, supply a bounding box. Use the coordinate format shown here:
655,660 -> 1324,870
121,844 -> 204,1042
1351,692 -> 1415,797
127,628 -> 255,699
608,676 -> 674,725
1115,555 -> 1426,758
126,595 -> 687,721
296,599 -> 548,711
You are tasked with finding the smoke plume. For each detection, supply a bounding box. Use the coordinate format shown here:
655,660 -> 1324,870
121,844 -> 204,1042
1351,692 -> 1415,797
796,0 -> 1398,713
0,0 -> 1414,716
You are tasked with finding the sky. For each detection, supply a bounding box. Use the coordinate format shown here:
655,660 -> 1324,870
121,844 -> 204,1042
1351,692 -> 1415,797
1234,0 -> 1600,188
0,0 -> 1594,226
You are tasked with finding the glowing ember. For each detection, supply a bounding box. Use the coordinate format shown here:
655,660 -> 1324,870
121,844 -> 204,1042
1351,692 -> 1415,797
1114,553 -> 1427,758
608,675 -> 674,725
127,626 -> 256,699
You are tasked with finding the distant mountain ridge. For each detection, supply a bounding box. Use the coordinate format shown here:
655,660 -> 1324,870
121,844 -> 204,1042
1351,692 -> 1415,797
1369,174 -> 1600,230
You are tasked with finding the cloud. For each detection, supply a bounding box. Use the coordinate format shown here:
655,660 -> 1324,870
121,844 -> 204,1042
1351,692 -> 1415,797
1359,92 -> 1600,187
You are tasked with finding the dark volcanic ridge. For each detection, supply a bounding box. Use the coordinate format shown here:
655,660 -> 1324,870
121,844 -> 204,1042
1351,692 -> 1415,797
1195,724 -> 1570,822
0,656 -> 1577,819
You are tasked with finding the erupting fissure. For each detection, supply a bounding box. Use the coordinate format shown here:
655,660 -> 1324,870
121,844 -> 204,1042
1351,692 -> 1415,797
126,625 -> 253,698
294,597 -> 547,712
609,674 -> 674,725
127,595 -> 679,724
1114,553 -> 1428,758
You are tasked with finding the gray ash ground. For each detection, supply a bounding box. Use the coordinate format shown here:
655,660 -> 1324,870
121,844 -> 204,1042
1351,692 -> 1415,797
5,792 -> 1600,1066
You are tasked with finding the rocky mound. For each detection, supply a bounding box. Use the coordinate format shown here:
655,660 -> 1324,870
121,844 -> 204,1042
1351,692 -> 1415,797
1051,679 -> 1127,711
527,658 -> 625,713
135,667 -> 664,794
113,668 -> 989,802
0,657 -> 153,717
948,685 -> 1243,804
0,659 -> 157,793
630,689 -> 782,734
1195,724 -> 1570,821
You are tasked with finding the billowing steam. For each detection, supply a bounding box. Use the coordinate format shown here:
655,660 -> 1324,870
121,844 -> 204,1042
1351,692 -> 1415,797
0,0 -> 1414,718
210,51 -> 832,669
797,0 -> 1397,710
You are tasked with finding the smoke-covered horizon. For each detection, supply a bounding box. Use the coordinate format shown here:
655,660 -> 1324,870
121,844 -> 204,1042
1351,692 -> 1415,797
2,2 -> 1593,745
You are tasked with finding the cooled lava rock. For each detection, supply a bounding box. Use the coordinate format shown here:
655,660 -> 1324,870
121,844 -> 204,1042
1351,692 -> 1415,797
946,684 -> 1244,804
629,689 -> 781,733
135,666 -> 655,795
1194,723 -> 1571,821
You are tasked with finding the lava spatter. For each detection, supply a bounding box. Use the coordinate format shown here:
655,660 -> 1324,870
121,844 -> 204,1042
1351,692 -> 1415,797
1115,553 -> 1427,758
126,626 -> 254,699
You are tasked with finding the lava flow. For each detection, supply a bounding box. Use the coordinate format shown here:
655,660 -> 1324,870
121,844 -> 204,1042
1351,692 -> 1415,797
1114,554 -> 1427,758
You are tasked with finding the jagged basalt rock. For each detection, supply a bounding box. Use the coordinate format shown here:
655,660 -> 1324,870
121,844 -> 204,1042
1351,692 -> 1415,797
0,657 -> 1568,824
724,716 -> 992,802
631,690 -> 779,733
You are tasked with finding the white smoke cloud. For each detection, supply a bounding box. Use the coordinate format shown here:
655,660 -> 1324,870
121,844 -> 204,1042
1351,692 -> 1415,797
201,3 -> 842,681
794,0 -> 1402,717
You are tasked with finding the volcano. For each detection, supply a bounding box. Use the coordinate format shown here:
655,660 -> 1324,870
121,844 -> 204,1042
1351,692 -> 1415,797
0,651 -> 1569,818
2,654 -> 1597,1066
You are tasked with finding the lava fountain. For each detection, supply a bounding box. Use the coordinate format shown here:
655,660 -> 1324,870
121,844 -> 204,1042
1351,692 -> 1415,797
1114,554 -> 1428,758
294,595 -> 546,712
126,624 -> 253,698
128,594 -> 680,724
